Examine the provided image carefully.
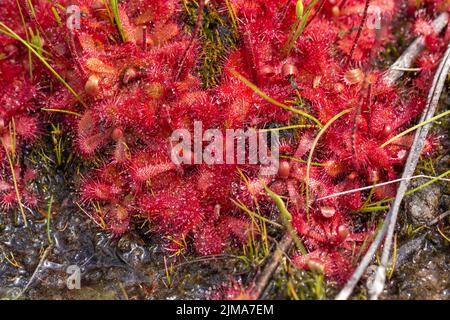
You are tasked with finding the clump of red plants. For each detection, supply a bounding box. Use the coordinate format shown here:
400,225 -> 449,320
1,0 -> 449,294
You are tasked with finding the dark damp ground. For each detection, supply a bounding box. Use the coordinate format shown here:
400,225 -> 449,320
381,93 -> 450,300
0,138 -> 251,300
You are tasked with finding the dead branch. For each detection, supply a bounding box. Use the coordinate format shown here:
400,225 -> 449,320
336,12 -> 449,301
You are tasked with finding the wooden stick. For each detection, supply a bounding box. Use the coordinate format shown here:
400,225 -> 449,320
254,233 -> 293,299
337,40 -> 450,301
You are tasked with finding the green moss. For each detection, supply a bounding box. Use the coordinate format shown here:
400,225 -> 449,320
182,0 -> 237,88
27,122 -> 93,203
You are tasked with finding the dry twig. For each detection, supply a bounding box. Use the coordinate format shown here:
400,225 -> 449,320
254,233 -> 293,299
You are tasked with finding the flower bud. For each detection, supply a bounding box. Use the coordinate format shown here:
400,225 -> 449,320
85,75 -> 100,97
122,67 -> 138,84
278,160 -> 291,178
111,127 -> 124,141
282,63 -> 298,78
337,225 -> 349,240
296,1 -> 304,19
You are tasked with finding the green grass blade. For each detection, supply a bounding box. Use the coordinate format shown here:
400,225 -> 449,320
0,22 -> 86,107
264,185 -> 308,255
109,0 -> 126,42
280,155 -> 326,167
259,124 -> 319,132
231,70 -> 323,127
224,0 -> 238,32
51,7 -> 63,28
42,108 -> 82,117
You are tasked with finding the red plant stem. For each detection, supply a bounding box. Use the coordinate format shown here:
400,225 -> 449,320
346,0 -> 371,67
242,30 -> 259,83
19,0 -> 69,64
175,0 -> 205,81
278,0 -> 294,25
68,33 -> 87,77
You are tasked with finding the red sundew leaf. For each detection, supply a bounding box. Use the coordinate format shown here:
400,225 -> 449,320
142,184 -> 204,238
193,223 -> 225,256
